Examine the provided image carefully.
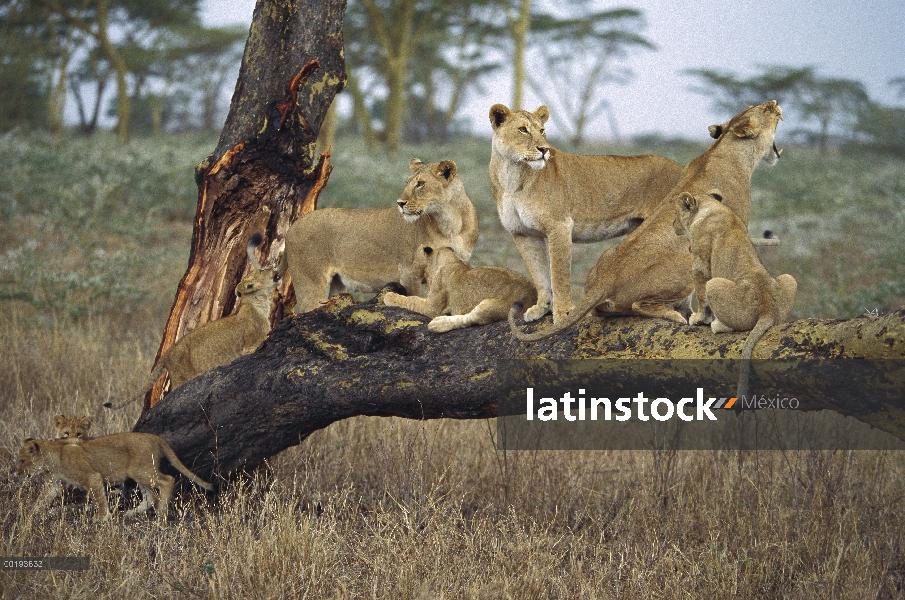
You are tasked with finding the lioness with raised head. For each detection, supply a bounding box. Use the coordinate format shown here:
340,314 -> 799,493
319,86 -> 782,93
489,104 -> 684,325
384,246 -> 537,333
105,234 -> 278,410
512,100 -> 785,341
283,158 -> 479,314
17,434 -> 214,520
674,189 -> 797,397
53,414 -> 92,441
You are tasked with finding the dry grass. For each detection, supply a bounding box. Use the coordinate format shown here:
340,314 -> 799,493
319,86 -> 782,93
1,131 -> 905,597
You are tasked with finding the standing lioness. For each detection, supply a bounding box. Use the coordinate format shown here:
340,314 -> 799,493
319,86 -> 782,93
489,104 -> 683,324
283,159 -> 479,313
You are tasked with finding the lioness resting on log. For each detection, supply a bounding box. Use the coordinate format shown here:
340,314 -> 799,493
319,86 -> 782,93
282,158 -> 479,313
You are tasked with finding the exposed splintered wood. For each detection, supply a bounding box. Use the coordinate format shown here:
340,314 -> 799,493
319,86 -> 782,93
146,0 -> 346,408
133,299 -> 905,481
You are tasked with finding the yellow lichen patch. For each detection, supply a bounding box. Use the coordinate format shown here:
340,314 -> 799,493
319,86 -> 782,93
309,72 -> 342,104
321,294 -> 355,314
470,370 -> 493,381
338,376 -> 361,388
385,319 -> 423,333
302,331 -> 348,360
348,309 -> 386,325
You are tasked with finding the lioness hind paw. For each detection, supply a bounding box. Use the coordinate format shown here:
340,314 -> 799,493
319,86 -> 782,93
689,311 -> 713,326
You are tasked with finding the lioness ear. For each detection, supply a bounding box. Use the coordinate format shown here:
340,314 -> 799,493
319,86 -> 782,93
80,417 -> 92,431
706,189 -> 723,202
730,116 -> 761,138
676,192 -> 696,212
489,104 -> 510,130
435,160 -> 457,182
410,158 -> 424,171
534,105 -> 550,124
53,414 -> 65,428
708,124 -> 723,139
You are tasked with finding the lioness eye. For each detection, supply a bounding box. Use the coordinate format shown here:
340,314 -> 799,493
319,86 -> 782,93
540,129 -> 545,135
415,181 -> 425,188
518,126 -> 528,134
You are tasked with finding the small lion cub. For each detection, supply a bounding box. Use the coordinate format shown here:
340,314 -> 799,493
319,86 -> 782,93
53,414 -> 92,441
105,234 -> 279,410
17,433 -> 214,520
384,246 -> 537,333
674,189 -> 797,397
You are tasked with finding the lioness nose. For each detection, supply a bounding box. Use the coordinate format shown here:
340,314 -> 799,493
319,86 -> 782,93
538,147 -> 549,157
397,200 -> 406,208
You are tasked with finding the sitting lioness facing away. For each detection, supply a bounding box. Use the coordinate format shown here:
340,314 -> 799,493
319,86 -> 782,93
383,246 -> 537,333
674,189 -> 797,399
511,100 -> 785,341
489,104 -> 684,325
17,434 -> 214,520
282,158 -> 479,313
105,234 -> 278,410
53,414 -> 92,441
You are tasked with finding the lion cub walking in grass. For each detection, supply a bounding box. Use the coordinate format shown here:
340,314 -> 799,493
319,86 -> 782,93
383,246 -> 537,333
673,189 -> 797,398
17,433 -> 214,520
105,234 -> 278,410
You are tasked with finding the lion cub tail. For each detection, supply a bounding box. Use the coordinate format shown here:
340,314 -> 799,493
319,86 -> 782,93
104,359 -> 168,410
737,314 -> 773,400
158,439 -> 215,492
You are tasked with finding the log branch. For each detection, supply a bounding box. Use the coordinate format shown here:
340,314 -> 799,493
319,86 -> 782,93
133,300 -> 905,481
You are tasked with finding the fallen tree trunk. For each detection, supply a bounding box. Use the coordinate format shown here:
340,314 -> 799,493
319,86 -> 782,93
133,298 -> 905,480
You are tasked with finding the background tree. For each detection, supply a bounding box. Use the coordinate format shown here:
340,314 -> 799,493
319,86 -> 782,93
526,7 -> 653,146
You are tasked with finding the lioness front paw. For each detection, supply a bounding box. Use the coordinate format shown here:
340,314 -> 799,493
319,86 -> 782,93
428,316 -> 458,333
523,302 -> 551,323
383,292 -> 404,307
689,310 -> 713,326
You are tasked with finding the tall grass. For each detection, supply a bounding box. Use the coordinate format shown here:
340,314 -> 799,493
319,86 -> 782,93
1,131 -> 904,597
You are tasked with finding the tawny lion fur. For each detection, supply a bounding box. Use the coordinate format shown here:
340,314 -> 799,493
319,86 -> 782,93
17,434 -> 213,520
282,158 -> 479,313
383,246 -> 537,333
53,414 -> 93,441
488,104 -> 684,325
511,100 -> 785,341
673,189 -> 797,399
105,234 -> 277,410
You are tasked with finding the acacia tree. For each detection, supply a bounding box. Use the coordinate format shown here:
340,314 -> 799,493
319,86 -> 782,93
526,7 -> 653,146
143,0 -> 346,408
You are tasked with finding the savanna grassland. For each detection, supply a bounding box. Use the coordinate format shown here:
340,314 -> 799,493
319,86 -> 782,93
1,129 -> 905,599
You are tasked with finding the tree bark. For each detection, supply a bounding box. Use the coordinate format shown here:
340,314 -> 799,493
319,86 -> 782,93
133,300 -> 905,481
146,0 -> 347,408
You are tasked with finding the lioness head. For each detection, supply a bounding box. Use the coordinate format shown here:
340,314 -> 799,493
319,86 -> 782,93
235,233 -> 279,298
397,159 -> 460,222
708,100 -> 784,166
489,104 -> 551,170
53,414 -> 91,441
674,189 -> 724,237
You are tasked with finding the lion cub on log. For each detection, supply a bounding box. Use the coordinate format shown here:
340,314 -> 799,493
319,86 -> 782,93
383,246 -> 537,333
282,158 -> 479,313
53,414 -> 92,441
105,234 -> 278,410
674,189 -> 797,398
17,433 -> 213,520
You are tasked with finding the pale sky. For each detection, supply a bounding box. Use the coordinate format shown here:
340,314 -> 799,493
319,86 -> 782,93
203,0 -> 905,140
